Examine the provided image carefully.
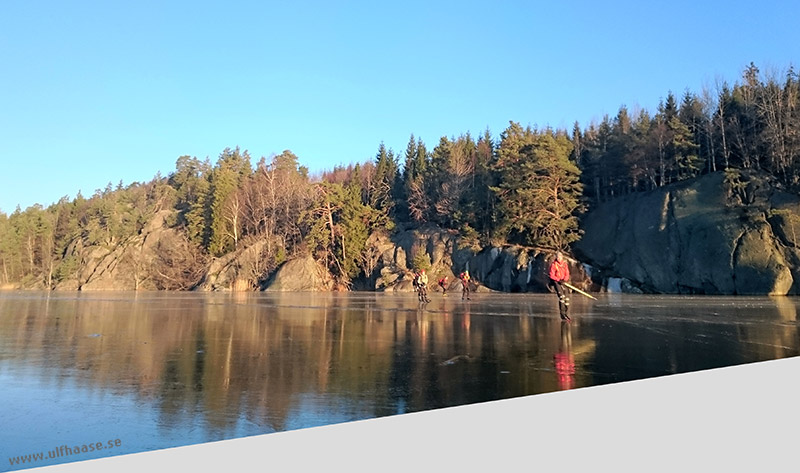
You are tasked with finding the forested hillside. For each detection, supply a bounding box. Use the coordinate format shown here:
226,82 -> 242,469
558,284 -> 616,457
2,63 -> 799,291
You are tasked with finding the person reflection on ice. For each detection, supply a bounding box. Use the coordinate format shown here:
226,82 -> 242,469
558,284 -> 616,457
554,321 -> 575,390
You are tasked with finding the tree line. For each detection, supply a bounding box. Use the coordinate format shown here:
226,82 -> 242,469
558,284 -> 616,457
1,62 -> 797,290
577,62 -> 800,204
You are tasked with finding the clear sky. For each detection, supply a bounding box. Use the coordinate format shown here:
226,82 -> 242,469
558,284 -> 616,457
1,0 -> 798,214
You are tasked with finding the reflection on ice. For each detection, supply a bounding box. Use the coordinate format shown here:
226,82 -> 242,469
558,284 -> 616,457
554,322 -> 575,390
772,296 -> 798,322
0,291 -> 798,469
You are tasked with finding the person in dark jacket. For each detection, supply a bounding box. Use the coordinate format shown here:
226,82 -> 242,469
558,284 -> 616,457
549,251 -> 571,321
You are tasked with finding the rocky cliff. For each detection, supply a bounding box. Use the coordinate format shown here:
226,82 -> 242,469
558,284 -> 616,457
262,255 -> 334,292
48,211 -> 592,294
356,225 -> 591,294
55,210 -> 205,291
575,170 -> 800,295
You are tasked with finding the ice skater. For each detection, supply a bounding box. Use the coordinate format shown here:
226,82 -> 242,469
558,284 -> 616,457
438,275 -> 448,296
414,269 -> 431,303
459,271 -> 471,300
549,251 -> 571,321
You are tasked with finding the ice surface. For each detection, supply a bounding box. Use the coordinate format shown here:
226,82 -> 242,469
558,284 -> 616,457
0,290 -> 797,469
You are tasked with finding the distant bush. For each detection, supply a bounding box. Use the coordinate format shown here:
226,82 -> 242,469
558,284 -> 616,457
411,247 -> 431,271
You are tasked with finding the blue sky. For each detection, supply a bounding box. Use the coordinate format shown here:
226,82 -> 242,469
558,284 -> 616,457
1,0 -> 798,214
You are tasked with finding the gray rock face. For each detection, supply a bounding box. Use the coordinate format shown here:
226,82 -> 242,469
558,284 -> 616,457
370,226 -> 462,292
365,225 -> 590,294
466,246 -> 591,293
469,246 -> 532,292
56,210 -> 191,291
575,170 -> 800,295
263,255 -> 333,292
195,240 -> 269,292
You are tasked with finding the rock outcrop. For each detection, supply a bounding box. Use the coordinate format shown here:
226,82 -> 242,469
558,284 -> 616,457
575,170 -> 800,295
263,255 -> 334,292
363,224 -> 591,294
195,240 -> 269,292
367,225 -> 466,292
55,210 -> 202,291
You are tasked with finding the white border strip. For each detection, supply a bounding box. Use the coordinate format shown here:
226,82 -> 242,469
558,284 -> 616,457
26,357 -> 800,472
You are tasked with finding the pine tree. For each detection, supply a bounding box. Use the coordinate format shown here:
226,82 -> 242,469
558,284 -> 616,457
669,115 -> 702,180
608,106 -> 633,195
471,129 -> 495,240
208,147 -> 252,256
303,181 -> 382,284
491,125 -> 584,250
628,108 -> 658,190
678,91 -> 709,176
185,174 -> 211,248
403,136 -> 430,223
370,142 -> 398,219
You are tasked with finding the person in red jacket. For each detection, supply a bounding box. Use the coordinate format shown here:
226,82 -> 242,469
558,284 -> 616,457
438,275 -> 448,296
549,251 -> 571,321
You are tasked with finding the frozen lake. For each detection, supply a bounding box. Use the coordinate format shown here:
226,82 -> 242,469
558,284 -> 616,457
1,291 -> 798,470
